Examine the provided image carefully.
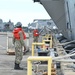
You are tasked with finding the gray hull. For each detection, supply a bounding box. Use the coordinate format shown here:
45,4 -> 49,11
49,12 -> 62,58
33,0 -> 75,40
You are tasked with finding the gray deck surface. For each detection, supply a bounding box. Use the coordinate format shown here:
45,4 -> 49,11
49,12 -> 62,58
0,47 -> 32,75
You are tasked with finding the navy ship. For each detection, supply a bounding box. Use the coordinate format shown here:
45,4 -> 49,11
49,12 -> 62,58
33,0 -> 75,40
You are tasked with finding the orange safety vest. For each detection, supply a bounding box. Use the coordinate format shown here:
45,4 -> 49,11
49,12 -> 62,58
13,28 -> 26,40
33,29 -> 39,37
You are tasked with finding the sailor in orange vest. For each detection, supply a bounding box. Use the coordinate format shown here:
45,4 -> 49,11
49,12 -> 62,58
13,22 -> 26,70
33,28 -> 39,42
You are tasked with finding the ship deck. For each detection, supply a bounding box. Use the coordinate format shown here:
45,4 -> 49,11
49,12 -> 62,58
0,32 -> 75,75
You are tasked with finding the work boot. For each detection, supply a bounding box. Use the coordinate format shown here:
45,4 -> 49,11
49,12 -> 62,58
14,63 -> 23,70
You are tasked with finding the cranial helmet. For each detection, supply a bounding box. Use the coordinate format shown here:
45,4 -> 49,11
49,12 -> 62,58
15,22 -> 22,27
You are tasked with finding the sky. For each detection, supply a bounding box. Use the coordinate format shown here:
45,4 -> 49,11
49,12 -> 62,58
0,0 -> 50,26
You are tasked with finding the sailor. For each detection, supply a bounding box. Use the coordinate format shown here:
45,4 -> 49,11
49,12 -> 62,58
12,22 -> 26,70
33,28 -> 39,42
